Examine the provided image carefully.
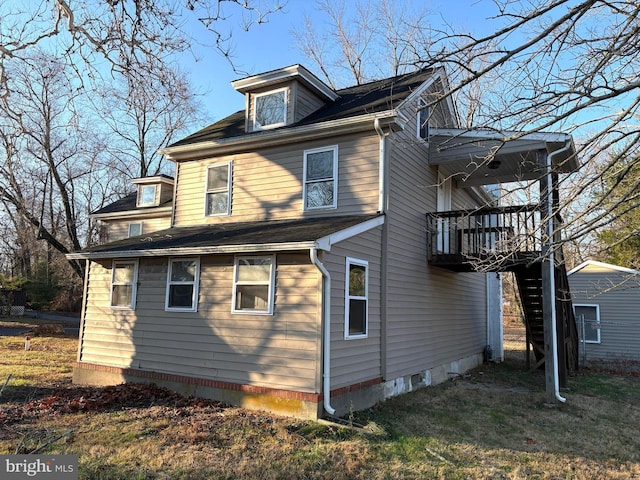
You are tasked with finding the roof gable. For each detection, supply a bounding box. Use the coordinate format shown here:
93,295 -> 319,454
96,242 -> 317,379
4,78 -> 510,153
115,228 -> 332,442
567,260 -> 640,276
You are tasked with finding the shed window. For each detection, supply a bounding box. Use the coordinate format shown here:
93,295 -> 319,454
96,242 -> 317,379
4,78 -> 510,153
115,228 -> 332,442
233,256 -> 275,314
206,162 -> 232,216
166,258 -> 199,312
110,260 -> 138,309
253,88 -> 287,130
345,257 -> 368,339
303,146 -> 338,210
574,304 -> 601,344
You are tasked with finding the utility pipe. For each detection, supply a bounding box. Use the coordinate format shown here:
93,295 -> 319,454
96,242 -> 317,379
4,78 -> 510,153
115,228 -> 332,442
545,138 -> 572,404
310,247 -> 336,416
374,117 -> 388,214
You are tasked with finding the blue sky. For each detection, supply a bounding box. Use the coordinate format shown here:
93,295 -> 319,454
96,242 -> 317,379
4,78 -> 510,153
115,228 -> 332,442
183,0 -> 503,124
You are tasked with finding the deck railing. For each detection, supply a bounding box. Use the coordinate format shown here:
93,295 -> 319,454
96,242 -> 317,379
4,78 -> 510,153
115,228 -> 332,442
427,204 -> 543,269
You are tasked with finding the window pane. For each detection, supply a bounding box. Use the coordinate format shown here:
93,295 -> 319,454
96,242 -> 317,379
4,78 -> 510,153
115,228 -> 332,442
207,165 -> 228,190
237,258 -> 271,282
575,306 -> 598,342
113,263 -> 134,283
306,151 -> 334,181
168,284 -> 194,308
349,264 -> 366,296
305,181 -> 334,208
206,192 -> 228,215
171,261 -> 195,282
255,91 -> 285,127
140,185 -> 156,205
349,299 -> 366,335
128,223 -> 142,237
236,285 -> 269,311
112,285 -> 133,307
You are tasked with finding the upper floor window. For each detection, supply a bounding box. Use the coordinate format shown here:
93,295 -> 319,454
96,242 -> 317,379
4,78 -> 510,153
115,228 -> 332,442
417,97 -> 430,140
253,88 -> 287,130
232,256 -> 275,314
345,257 -> 368,339
165,258 -> 200,312
128,222 -> 142,238
138,185 -> 157,207
206,162 -> 232,216
303,145 -> 338,210
110,260 -> 138,309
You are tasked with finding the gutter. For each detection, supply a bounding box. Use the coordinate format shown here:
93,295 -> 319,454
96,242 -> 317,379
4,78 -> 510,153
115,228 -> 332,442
374,118 -> 388,213
310,247 -> 336,416
546,139 -> 573,404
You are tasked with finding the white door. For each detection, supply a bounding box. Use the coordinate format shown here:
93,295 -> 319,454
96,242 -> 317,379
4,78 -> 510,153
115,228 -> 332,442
436,171 -> 452,253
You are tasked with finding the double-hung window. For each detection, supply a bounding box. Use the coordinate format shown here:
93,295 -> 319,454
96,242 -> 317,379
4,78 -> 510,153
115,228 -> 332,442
253,88 -> 287,130
233,256 -> 275,314
110,260 -> 138,309
166,258 -> 200,312
205,162 -> 232,216
345,257 -> 368,339
138,185 -> 157,207
303,145 -> 338,210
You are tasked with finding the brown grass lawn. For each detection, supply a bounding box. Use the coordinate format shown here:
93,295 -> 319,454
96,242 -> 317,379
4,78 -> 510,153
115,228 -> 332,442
1,317 -> 639,479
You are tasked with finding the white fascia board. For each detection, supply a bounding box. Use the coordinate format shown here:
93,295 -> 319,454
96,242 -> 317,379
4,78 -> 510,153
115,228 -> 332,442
91,206 -> 173,221
159,112 -> 401,159
231,64 -> 339,101
567,260 -> 640,276
131,176 -> 174,186
66,241 -> 317,260
396,68 -> 441,110
431,127 -> 571,145
315,216 -> 385,251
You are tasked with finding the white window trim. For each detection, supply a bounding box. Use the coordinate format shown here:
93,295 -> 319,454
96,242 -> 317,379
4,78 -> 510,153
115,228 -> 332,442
574,303 -> 601,344
165,257 -> 200,312
344,257 -> 369,339
110,259 -> 139,310
232,255 -> 276,315
303,145 -> 339,211
416,97 -> 430,141
252,87 -> 288,131
128,222 -> 142,238
204,161 -> 232,217
137,184 -> 158,207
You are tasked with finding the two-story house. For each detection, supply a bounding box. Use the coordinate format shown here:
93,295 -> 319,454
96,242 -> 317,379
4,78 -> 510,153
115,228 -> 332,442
69,64 -> 579,419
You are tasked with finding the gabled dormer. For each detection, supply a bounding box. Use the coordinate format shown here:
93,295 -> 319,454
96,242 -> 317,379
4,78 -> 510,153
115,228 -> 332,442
231,64 -> 339,133
132,175 -> 174,208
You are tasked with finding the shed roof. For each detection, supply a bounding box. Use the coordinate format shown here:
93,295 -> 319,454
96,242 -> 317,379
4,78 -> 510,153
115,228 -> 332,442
68,215 -> 383,259
567,260 -> 640,276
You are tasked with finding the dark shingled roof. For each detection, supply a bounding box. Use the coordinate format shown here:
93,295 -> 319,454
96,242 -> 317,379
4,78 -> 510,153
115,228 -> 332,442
169,67 -> 435,147
92,192 -> 172,216
77,215 -> 381,256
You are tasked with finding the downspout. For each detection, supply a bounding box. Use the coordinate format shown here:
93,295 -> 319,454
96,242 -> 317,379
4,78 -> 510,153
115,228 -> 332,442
310,247 -> 336,416
546,139 -> 572,403
374,118 -> 387,214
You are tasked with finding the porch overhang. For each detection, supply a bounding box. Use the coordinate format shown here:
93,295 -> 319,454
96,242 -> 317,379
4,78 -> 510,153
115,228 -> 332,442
428,128 -> 578,187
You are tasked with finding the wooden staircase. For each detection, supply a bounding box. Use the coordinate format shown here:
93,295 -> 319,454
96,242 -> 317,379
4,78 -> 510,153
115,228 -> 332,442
513,253 -> 579,387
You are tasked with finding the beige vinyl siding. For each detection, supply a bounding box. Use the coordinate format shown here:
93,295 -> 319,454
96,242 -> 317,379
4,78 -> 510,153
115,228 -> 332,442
323,227 -> 383,389
103,216 -> 171,242
80,253 -> 322,392
569,269 -> 640,363
382,97 -> 487,380
173,133 -> 380,226
293,81 -> 327,121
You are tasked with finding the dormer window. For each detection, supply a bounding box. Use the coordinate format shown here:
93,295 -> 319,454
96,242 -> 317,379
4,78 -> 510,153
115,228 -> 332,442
253,88 -> 287,130
138,185 -> 158,207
